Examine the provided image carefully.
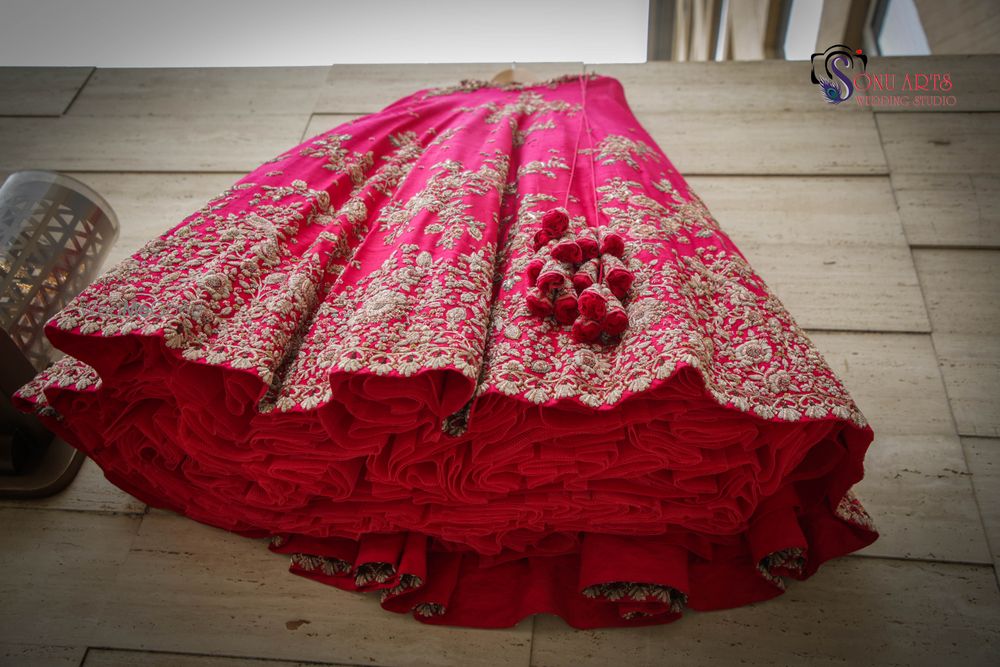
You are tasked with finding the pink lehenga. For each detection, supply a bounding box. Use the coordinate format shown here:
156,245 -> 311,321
12,70 -> 879,629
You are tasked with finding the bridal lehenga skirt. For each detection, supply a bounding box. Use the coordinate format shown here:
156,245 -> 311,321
12,71 -> 879,629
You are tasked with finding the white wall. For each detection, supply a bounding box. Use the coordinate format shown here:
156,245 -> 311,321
0,0 -> 649,67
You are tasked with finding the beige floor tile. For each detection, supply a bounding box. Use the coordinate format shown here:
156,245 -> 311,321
0,66 -> 93,116
0,643 -> 85,666
878,113 -> 1000,174
913,249 -> 1000,335
0,114 -> 308,172
689,176 -> 928,332
0,508 -> 141,646
935,334 -> 1000,438
810,331 -> 986,562
586,60 -> 820,113
893,174 -> 1000,248
810,332 -> 957,436
91,513 -> 532,667
84,647 -> 352,666
626,111 -> 885,175
60,172 -> 245,266
530,558 -> 1000,667
0,457 -> 145,515
963,437 -> 1000,563
315,62 -> 584,113
855,434 -> 990,563
68,67 -> 329,118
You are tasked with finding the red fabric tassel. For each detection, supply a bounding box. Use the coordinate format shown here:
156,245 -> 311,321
604,294 -> 629,335
540,207 -> 570,236
577,229 -> 600,260
600,231 -> 625,258
602,255 -> 635,298
533,228 -> 556,251
551,239 -> 583,264
571,316 -> 603,342
572,258 -> 599,293
526,258 -> 545,287
578,284 -> 608,320
536,259 -> 570,294
526,287 -> 555,316
553,290 -> 580,324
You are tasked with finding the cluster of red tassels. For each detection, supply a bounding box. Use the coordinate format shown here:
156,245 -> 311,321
524,207 -> 635,343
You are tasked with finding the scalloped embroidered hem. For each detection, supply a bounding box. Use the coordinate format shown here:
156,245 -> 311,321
267,487 -> 877,629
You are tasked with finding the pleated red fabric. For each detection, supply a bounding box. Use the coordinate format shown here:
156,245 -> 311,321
12,70 -> 879,629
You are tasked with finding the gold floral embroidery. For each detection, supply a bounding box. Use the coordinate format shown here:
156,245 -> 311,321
299,133 -> 374,185
457,90 -> 581,126
380,573 -> 424,602
513,118 -> 557,147
652,176 -> 683,203
288,550 -> 442,617
581,581 -> 687,614
597,176 -> 697,240
262,243 -> 494,412
757,546 -> 806,590
581,134 -> 661,170
472,186 -> 867,427
413,602 -> 446,617
516,155 -> 570,179
354,561 -> 396,587
290,553 -> 352,577
376,152 -> 508,249
834,487 -> 878,533
420,72 -> 599,97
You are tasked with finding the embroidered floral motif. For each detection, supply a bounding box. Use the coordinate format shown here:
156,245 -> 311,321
582,134 -> 661,170
472,189 -> 867,426
376,152 -> 509,249
834,487 -> 879,533
380,573 -> 424,602
516,155 -> 570,179
354,561 -> 396,587
457,90 -> 581,126
420,72 -> 600,97
512,118 -> 557,147
757,546 -> 807,590
582,581 -> 687,614
299,133 -> 374,185
413,602 -> 447,617
290,553 -> 352,577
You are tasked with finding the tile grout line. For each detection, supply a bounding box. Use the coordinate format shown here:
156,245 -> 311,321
60,66 -> 97,117
527,614 -> 537,667
79,644 -> 385,666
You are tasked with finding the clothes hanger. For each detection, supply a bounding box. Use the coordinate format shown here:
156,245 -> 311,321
490,61 -> 541,84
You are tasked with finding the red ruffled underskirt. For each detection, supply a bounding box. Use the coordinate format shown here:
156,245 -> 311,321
14,323 -> 879,629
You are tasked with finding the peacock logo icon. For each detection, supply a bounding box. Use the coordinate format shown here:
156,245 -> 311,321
810,44 -> 868,105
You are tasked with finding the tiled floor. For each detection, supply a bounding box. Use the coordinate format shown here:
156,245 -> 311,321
1,58 -> 998,666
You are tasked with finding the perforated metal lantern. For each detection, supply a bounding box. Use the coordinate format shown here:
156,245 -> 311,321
0,170 -> 118,495
0,170 -> 119,370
